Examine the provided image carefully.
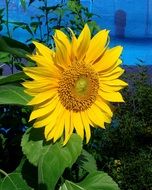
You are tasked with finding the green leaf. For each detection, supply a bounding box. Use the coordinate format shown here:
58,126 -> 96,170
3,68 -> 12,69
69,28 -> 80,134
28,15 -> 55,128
60,171 -> 120,190
0,172 -> 31,190
38,134 -> 82,190
12,22 -> 33,36
0,52 -> 10,63
78,171 -> 120,190
0,72 -> 28,85
30,22 -> 41,34
80,149 -> 97,173
0,84 -> 32,105
0,36 -> 32,58
21,127 -> 45,166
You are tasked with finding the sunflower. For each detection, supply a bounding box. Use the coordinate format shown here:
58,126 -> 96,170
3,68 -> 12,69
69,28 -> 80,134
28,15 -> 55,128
23,24 -> 128,145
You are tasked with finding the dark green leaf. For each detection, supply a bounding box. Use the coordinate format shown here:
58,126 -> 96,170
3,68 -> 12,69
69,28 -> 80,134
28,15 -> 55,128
0,52 -> 10,63
0,84 -> 32,105
0,72 -> 28,85
15,159 -> 38,190
0,36 -> 32,58
30,22 -> 41,34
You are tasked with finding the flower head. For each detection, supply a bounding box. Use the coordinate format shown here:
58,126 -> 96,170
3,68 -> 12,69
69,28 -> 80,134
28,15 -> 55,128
23,24 -> 128,145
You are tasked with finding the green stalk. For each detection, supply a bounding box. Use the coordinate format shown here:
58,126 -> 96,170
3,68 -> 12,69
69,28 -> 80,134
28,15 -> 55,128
38,17 -> 43,41
5,0 -> 11,38
0,169 -> 8,177
44,0 -> 49,44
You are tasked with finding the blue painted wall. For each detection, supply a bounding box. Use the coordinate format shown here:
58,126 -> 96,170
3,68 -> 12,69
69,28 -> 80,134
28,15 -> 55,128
1,0 -> 152,38
0,0 -> 152,65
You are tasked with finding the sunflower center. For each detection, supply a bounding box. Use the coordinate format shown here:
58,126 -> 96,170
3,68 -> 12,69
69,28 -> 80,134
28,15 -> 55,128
75,77 -> 88,95
58,64 -> 99,112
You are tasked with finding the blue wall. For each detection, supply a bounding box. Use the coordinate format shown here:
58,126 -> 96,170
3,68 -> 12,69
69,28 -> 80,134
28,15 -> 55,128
0,0 -> 152,65
82,0 -> 152,38
1,0 -> 152,39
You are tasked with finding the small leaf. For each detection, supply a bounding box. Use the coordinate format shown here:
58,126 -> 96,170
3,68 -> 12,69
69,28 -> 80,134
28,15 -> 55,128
0,72 -> 28,85
30,22 -> 41,34
12,22 -> 33,36
0,52 -> 10,63
0,84 -> 32,105
38,134 -> 82,190
60,171 -> 120,190
0,172 -> 31,190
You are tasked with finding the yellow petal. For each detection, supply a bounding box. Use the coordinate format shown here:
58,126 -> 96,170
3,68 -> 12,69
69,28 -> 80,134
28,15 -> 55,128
27,54 -> 55,68
44,122 -> 56,137
99,68 -> 124,81
99,84 -> 125,92
85,30 -> 109,64
53,113 -> 65,142
28,90 -> 57,105
69,28 -> 78,61
99,90 -> 124,102
45,105 -> 65,141
101,79 -> 128,86
72,112 -> 84,140
47,127 -> 57,141
91,104 -> 111,124
81,111 -> 91,143
55,30 -> 71,58
23,80 -> 58,91
23,66 -> 60,80
95,97 -> 113,117
54,37 -> 70,67
93,46 -> 123,72
34,101 -> 63,128
32,41 -> 55,57
77,24 -> 91,61
29,95 -> 59,121
86,106 -> 105,128
63,111 -> 74,145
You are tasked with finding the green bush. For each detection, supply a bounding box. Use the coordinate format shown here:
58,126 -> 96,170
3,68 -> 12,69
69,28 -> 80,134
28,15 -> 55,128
86,65 -> 152,190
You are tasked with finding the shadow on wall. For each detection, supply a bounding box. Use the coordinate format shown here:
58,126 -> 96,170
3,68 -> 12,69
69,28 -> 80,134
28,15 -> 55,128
114,9 -> 126,38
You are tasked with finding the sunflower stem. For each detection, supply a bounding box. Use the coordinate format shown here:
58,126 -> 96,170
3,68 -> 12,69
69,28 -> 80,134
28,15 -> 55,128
5,0 -> 11,38
44,0 -> 49,44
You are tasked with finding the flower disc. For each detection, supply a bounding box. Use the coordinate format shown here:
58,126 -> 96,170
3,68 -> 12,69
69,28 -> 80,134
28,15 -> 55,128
58,63 -> 99,112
